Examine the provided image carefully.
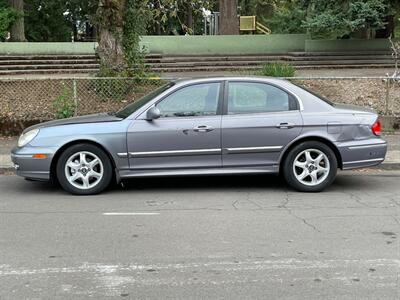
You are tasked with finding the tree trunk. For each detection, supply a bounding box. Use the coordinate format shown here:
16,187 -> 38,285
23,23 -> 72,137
96,0 -> 126,72
72,20 -> 78,42
219,0 -> 239,35
186,3 -> 193,34
8,0 -> 25,42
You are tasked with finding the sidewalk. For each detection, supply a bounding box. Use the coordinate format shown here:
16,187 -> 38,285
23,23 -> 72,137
1,133 -> 399,170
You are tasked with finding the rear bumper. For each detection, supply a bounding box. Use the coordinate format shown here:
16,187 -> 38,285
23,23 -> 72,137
336,138 -> 387,170
11,145 -> 57,181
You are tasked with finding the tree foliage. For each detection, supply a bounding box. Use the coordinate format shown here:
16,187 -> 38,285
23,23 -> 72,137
25,0 -> 96,42
146,0 -> 214,35
96,0 -> 151,77
123,0 -> 149,76
302,0 -> 391,39
0,0 -> 20,40
261,1 -> 306,34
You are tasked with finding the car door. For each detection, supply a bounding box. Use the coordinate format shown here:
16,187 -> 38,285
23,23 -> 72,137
221,81 -> 303,168
127,82 -> 223,170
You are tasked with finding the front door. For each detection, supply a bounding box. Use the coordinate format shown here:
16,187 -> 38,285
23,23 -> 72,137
222,81 -> 303,167
127,82 -> 223,170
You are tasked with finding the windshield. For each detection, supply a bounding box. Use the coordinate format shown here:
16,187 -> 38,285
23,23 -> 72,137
115,82 -> 175,118
294,83 -> 334,106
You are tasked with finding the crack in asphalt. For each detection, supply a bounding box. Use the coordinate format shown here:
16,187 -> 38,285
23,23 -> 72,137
348,192 -> 374,208
279,190 -> 322,233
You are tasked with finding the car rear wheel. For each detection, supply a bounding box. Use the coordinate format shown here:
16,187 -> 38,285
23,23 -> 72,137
283,141 -> 337,192
56,143 -> 113,195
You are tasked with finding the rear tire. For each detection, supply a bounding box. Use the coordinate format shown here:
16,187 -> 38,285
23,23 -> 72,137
283,141 -> 337,192
56,143 -> 113,195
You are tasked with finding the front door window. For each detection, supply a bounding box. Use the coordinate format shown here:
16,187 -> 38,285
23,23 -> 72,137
157,83 -> 220,117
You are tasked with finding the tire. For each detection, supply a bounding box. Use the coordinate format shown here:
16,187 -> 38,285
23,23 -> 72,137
283,141 -> 337,192
56,143 -> 113,195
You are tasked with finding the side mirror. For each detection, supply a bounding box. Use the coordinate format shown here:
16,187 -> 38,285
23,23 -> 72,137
146,107 -> 161,121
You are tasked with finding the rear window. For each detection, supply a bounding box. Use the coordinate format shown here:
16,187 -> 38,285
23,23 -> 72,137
294,83 -> 334,106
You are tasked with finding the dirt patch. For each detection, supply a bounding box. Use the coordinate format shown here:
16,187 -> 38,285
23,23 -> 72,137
295,79 -> 400,116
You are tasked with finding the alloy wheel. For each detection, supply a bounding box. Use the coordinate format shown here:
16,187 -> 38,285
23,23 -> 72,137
64,151 -> 104,190
292,148 -> 330,186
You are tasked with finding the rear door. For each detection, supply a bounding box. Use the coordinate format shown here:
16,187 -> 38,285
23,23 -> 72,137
221,81 -> 303,168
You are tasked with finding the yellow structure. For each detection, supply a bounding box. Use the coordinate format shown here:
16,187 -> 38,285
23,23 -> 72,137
240,16 -> 271,35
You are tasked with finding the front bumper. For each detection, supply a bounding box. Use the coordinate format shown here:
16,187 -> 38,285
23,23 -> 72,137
336,138 -> 387,170
11,145 -> 57,181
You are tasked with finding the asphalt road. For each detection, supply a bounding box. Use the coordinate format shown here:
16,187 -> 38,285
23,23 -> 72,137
0,171 -> 399,299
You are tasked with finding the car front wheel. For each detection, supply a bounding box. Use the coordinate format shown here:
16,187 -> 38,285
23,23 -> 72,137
283,141 -> 337,192
56,143 -> 113,195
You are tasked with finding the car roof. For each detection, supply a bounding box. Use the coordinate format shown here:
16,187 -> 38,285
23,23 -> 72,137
171,76 -> 289,86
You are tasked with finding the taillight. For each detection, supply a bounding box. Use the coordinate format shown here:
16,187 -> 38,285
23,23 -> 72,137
371,120 -> 381,136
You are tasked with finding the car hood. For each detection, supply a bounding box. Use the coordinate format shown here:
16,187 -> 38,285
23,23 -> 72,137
333,103 -> 376,114
23,113 -> 123,133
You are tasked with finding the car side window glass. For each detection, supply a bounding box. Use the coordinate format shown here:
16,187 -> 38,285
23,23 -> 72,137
227,82 -> 292,114
157,83 -> 220,117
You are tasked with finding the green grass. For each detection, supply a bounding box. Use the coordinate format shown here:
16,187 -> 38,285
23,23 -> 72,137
257,62 -> 296,77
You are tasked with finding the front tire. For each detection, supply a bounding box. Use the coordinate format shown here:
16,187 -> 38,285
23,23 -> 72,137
283,141 -> 337,192
56,143 -> 113,195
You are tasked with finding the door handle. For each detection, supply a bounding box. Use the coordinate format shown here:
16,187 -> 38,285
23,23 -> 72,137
193,125 -> 214,132
276,122 -> 295,129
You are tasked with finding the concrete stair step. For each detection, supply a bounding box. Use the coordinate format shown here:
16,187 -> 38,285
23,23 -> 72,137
0,54 -> 161,60
148,61 -> 271,68
285,55 -> 393,61
287,51 -> 391,56
290,59 -> 394,66
0,55 -> 97,60
149,59 -> 395,69
156,55 -> 286,63
0,59 -> 98,66
0,64 -> 100,70
0,69 -> 99,75
152,64 -> 394,73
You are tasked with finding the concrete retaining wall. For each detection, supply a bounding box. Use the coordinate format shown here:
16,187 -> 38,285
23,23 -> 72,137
0,35 -> 308,55
0,36 -> 395,55
305,39 -> 397,52
140,34 -> 308,55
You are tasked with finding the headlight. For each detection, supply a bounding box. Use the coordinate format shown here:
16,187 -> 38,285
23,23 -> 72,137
18,129 -> 39,147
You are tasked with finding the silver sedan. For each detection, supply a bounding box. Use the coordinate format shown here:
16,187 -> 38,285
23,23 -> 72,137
11,77 -> 387,195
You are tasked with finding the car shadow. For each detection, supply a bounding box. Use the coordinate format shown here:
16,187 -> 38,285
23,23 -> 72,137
119,174 -> 286,192
5,172 -> 380,195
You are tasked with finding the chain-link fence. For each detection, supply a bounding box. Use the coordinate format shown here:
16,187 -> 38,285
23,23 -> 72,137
0,77 -> 166,122
0,76 -> 399,134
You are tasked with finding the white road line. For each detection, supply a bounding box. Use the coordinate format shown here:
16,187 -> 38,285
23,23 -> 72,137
102,212 -> 160,216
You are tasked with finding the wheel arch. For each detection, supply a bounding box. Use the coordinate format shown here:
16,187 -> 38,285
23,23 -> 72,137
50,139 -> 117,183
279,136 -> 343,171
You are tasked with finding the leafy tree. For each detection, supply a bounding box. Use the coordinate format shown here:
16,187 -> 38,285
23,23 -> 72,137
146,0 -> 214,35
96,0 -> 150,76
123,0 -> 149,76
64,0 -> 97,41
24,0 -> 97,42
260,1 -> 306,34
0,0 -> 20,40
25,0 -> 72,41
302,0 -> 391,39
